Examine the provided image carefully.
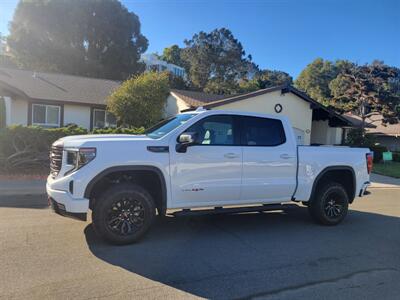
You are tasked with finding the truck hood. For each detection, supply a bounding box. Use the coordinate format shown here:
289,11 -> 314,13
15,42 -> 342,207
55,134 -> 153,148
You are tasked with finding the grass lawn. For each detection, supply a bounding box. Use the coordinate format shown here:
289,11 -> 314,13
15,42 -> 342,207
373,162 -> 400,178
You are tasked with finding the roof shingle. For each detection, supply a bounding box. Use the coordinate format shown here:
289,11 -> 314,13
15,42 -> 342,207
171,89 -> 228,107
343,113 -> 400,136
0,67 -> 120,105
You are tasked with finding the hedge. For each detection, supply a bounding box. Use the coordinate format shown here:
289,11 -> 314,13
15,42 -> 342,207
393,152 -> 400,162
91,127 -> 144,135
0,125 -> 144,172
0,97 -> 6,129
369,145 -> 388,163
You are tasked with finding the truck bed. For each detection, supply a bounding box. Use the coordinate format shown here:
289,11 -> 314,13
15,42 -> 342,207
294,145 -> 371,201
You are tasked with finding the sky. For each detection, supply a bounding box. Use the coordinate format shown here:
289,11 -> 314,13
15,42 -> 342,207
0,0 -> 399,78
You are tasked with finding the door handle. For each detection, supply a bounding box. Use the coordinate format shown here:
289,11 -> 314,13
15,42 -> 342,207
224,153 -> 238,159
280,154 -> 293,159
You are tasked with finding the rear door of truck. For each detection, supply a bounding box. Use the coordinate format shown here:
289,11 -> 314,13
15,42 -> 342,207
239,115 -> 297,202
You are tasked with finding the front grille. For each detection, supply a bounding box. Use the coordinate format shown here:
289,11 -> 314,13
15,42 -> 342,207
50,145 -> 63,178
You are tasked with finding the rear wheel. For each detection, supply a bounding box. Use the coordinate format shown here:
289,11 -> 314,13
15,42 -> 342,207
308,182 -> 349,225
92,183 -> 155,245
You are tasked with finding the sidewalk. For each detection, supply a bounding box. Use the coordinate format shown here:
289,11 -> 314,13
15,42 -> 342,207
370,173 -> 400,189
0,179 -> 46,196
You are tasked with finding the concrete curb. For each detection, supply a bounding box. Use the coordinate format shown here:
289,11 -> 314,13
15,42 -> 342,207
369,174 -> 400,189
0,179 -> 46,196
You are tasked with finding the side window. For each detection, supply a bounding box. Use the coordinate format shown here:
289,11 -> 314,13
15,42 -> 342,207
185,115 -> 236,145
241,116 -> 286,146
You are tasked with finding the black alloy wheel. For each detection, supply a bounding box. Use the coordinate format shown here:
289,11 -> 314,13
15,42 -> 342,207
323,192 -> 345,220
106,197 -> 146,236
92,183 -> 155,245
308,182 -> 349,225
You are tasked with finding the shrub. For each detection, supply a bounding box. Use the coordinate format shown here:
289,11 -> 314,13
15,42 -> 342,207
0,125 -> 87,172
0,97 -> 6,129
393,152 -> 400,162
107,72 -> 170,128
344,128 -> 375,147
0,124 -> 145,173
91,127 -> 145,135
370,145 -> 388,163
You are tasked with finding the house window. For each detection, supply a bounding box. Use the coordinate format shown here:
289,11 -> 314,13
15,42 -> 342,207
93,109 -> 117,129
32,104 -> 61,127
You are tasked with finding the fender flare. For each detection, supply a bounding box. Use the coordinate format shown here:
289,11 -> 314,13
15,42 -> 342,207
309,166 -> 356,202
84,165 -> 167,215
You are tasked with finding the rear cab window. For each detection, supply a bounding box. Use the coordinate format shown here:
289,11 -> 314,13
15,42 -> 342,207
240,116 -> 286,146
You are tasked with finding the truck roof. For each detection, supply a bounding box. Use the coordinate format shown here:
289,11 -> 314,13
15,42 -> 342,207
181,108 -> 289,122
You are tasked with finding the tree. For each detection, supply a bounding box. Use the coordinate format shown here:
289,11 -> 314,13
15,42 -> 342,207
235,69 -> 292,93
344,128 -> 376,147
7,0 -> 148,80
0,33 -> 17,68
295,58 -> 341,105
330,61 -> 400,135
255,69 -> 293,89
181,28 -> 252,94
167,73 -> 189,90
204,78 -> 241,95
161,45 -> 185,67
107,72 -> 170,127
0,97 -> 6,129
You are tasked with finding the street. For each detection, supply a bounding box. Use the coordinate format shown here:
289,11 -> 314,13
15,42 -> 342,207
0,189 -> 399,299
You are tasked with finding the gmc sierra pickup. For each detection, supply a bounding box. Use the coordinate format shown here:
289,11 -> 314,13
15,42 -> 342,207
47,109 -> 372,244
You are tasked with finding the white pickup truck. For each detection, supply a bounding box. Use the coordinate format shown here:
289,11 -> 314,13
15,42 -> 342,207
47,109 -> 372,244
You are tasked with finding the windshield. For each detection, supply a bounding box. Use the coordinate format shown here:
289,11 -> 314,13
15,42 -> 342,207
145,114 -> 197,139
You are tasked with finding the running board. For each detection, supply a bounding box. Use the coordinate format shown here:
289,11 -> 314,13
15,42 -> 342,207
169,204 -> 299,217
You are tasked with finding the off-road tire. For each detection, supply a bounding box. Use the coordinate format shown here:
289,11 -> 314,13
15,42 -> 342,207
92,183 -> 156,245
308,182 -> 349,226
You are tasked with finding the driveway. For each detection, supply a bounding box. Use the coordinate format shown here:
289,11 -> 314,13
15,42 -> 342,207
0,189 -> 399,299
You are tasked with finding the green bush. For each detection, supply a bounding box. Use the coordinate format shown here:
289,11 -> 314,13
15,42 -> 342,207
0,97 -> 6,129
370,145 -> 388,163
0,124 -> 145,173
344,128 -> 375,147
0,125 -> 88,172
107,72 -> 170,128
393,152 -> 400,162
91,127 -> 145,135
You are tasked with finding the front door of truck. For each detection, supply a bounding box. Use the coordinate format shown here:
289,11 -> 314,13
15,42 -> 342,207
169,115 -> 242,207
239,116 -> 297,202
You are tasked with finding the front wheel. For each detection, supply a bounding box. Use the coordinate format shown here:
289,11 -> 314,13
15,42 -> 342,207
92,183 -> 156,245
308,182 -> 349,225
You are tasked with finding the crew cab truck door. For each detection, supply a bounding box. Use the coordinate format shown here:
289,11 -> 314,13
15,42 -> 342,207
239,116 -> 297,202
169,115 -> 242,206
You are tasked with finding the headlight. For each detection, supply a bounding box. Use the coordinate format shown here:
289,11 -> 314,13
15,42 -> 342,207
65,147 -> 96,175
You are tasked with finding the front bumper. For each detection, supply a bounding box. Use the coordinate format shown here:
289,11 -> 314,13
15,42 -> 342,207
47,182 -> 89,221
49,197 -> 87,221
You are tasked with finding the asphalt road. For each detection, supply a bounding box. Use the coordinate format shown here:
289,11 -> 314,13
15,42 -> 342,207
0,189 -> 399,299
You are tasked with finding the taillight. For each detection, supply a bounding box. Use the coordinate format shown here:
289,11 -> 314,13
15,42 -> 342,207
366,153 -> 373,174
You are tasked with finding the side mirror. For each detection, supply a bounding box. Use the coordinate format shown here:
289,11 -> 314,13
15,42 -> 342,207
179,133 -> 195,144
176,132 -> 197,153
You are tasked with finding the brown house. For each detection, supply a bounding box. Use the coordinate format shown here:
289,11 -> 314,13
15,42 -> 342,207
343,113 -> 400,151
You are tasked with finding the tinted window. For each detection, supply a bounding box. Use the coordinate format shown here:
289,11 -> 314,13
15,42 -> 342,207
185,115 -> 236,145
241,116 -> 286,146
